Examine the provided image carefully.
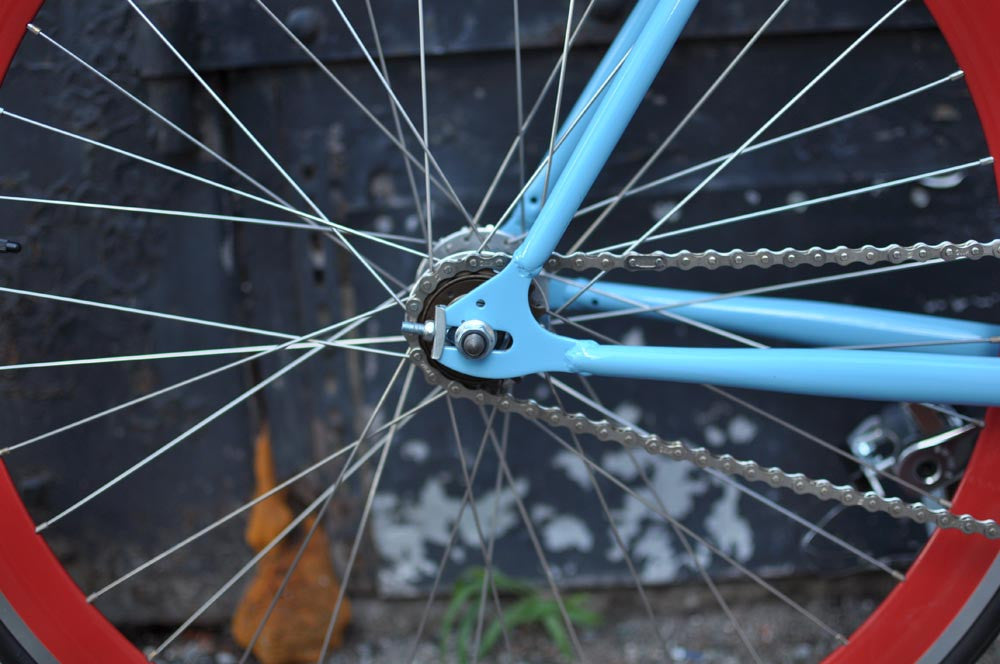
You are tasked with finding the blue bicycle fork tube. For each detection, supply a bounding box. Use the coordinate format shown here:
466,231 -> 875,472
547,277 -> 1000,357
513,0 -> 700,275
497,0 -> 661,234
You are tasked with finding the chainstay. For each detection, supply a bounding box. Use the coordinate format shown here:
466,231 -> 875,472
405,239 -> 1000,539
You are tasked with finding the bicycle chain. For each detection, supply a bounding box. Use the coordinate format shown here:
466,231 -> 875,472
404,238 -> 1000,539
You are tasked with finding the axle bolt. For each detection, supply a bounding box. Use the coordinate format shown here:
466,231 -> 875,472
454,320 -> 496,360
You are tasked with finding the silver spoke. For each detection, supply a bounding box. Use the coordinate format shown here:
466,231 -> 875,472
554,0 -> 912,314
476,47 -> 632,252
544,376 -> 672,660
478,407 -> 588,662
470,0 -> 598,228
569,0 -> 795,252
0,340 -> 405,372
316,365 -> 416,662
87,388 -> 443,602
236,361 -> 409,664
323,0 -> 478,231
445,398 -> 511,664
597,157 -> 994,252
0,194 -> 425,250
575,70 -> 966,219
418,0 -> 433,261
532,417 -> 847,644
147,421 -> 398,659
250,0 -> 468,229
362,0 -> 428,244
542,0 -> 576,204
548,273 -> 767,348
568,259 -> 951,324
27,23 -> 288,209
37,344 -> 325,532
406,409 -> 500,663
551,377 -> 907,580
512,0 -> 527,233
1,303 -> 390,457
127,0 -> 405,307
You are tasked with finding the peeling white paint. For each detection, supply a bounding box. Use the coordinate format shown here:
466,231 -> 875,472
704,483 -> 754,562
552,450 -> 592,491
726,415 -> 758,445
614,401 -> 643,427
542,515 -> 594,553
373,475 -> 528,594
401,439 -> 430,464
703,424 -> 726,447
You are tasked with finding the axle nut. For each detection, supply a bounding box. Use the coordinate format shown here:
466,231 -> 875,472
454,320 -> 496,360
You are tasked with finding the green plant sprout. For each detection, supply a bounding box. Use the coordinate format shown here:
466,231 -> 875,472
440,566 -> 602,663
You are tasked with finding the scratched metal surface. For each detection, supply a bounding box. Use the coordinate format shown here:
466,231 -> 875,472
0,0 -> 997,627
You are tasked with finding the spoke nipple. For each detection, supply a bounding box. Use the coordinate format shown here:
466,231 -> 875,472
1,240 -> 21,253
27,23 -> 41,35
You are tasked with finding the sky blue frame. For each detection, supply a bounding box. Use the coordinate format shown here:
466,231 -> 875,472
437,0 -> 1000,406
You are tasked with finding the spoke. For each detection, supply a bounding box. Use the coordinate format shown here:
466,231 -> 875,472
575,70 -> 965,219
475,47 -> 633,252
532,417 -> 848,644
37,344 -> 325,532
548,273 -> 768,348
544,376 -> 672,659
0,194 -> 424,250
252,0 -> 474,236
445,399 -> 511,664
418,0 -> 433,261
147,424 -> 397,659
550,377 -> 907,579
87,388 -> 443,602
0,284 -> 306,341
512,0 -> 527,233
237,360 -> 410,664
552,298 -> 963,508
702,385 -> 958,511
542,0 -> 576,205
1,302 -> 389,457
470,0 -> 598,228
0,109 -> 306,219
362,0 -> 428,243
0,340 -> 405,372
554,0 -> 912,314
323,0 -> 478,233
478,407 -> 588,662
127,0 -> 405,307
597,157 -> 994,251
27,23 -> 288,209
315,365 -> 416,662
568,0 -> 795,252
564,375 -> 761,663
406,409 -> 499,663
831,336 -> 1000,352
568,259 -> 950,325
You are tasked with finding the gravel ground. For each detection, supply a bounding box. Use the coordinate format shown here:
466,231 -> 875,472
143,575 -> 1000,663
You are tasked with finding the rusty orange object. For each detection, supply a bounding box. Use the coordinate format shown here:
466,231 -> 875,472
231,423 -> 351,664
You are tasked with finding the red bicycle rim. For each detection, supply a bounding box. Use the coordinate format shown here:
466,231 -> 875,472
0,0 -> 998,661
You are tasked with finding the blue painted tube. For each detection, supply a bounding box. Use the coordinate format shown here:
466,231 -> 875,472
513,0 -> 700,275
566,344 -> 1000,406
497,0 -> 662,234
547,278 -> 1000,357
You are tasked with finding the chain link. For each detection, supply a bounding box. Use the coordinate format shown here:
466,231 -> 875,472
404,238 -> 1000,538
